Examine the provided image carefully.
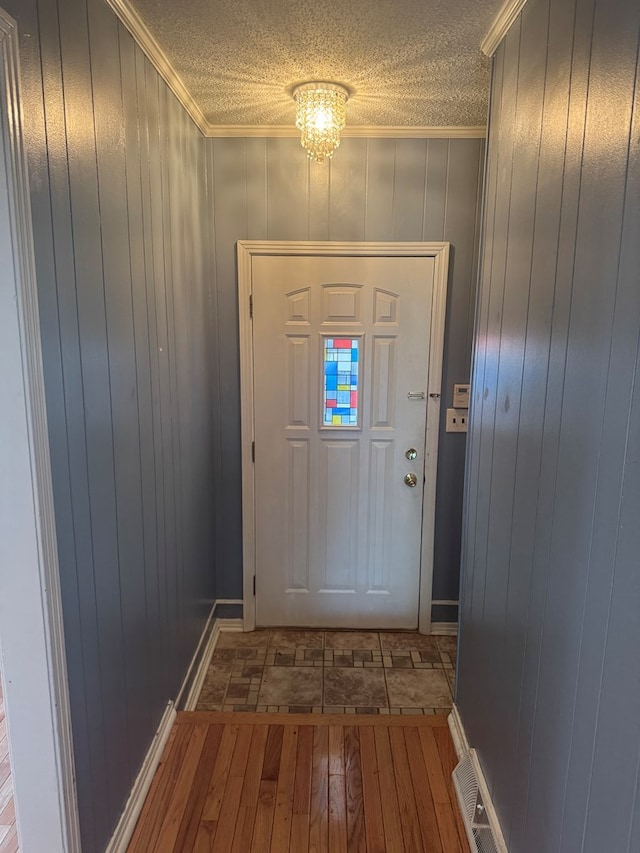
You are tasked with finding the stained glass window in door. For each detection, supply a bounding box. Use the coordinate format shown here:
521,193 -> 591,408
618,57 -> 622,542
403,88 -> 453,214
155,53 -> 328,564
323,338 -> 359,426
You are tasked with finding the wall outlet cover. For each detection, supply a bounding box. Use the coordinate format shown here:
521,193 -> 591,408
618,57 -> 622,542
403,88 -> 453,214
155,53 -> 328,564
446,408 -> 468,433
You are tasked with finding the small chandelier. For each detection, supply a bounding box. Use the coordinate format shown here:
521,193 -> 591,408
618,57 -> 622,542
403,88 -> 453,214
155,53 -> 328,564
293,82 -> 349,163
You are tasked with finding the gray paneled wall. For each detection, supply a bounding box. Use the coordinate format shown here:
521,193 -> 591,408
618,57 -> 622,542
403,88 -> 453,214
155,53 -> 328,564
207,136 -> 484,616
7,0 -> 217,849
458,0 -> 640,850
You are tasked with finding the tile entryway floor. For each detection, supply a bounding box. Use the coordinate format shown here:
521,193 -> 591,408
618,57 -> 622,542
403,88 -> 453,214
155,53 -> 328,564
196,629 -> 457,715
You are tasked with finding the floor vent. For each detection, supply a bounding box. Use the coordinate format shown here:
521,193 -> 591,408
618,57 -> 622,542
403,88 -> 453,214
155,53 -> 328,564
452,750 -> 507,853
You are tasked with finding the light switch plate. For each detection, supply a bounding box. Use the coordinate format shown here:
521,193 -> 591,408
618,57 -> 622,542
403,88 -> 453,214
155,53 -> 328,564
453,383 -> 470,408
446,408 -> 468,433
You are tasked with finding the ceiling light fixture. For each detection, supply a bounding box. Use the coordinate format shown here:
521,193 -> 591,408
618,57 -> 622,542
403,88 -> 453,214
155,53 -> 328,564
293,82 -> 349,163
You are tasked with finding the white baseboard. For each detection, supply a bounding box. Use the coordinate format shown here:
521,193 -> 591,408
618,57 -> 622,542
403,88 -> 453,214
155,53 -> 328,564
105,603 -> 243,851
174,602 -> 217,708
431,622 -> 458,635
448,704 -> 470,758
216,618 -> 244,632
182,617 -> 243,711
215,599 -> 243,606
448,704 -> 508,852
105,700 -> 176,853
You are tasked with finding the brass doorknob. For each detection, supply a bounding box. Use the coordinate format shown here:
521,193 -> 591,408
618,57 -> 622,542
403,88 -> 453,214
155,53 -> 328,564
404,473 -> 418,487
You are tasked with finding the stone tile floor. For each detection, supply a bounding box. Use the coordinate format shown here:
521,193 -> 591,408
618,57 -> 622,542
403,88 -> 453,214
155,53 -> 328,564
196,629 -> 457,715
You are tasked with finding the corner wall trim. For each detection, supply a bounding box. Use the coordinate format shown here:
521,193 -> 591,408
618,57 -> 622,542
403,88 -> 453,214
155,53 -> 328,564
104,0 -> 487,141
481,0 -> 530,56
104,0 -> 209,134
206,125 -> 487,139
0,8 -> 81,851
104,702 -> 176,853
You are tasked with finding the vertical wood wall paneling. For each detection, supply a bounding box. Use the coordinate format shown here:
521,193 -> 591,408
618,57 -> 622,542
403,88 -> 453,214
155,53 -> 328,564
328,138 -> 367,241
158,79 -> 180,692
458,0 -> 640,850
363,138 -> 396,241
64,0 -> 129,826
208,135 -> 484,604
90,0 -> 147,800
30,0 -> 104,847
434,138 -> 486,609
5,0 -> 218,848
508,0 -> 594,841
267,137 -> 310,240
142,53 -> 171,725
543,0 -> 640,849
481,0 -> 549,802
119,27 -> 155,757
212,138 -> 250,584
206,140 -> 224,604
308,155 -> 330,241
459,45 -> 505,650
460,19 -> 523,753
392,139 -> 427,241
497,0 -> 578,837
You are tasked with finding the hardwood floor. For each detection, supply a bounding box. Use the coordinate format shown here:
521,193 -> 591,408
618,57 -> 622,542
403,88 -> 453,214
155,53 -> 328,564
129,712 -> 469,853
0,678 -> 18,853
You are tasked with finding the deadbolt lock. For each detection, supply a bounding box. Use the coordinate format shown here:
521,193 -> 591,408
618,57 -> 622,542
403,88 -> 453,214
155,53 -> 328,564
405,448 -> 418,460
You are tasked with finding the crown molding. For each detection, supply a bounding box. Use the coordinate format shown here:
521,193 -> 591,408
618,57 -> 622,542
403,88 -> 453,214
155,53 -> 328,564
106,0 -> 487,139
205,125 -> 486,139
481,0 -> 530,56
105,0 -> 209,134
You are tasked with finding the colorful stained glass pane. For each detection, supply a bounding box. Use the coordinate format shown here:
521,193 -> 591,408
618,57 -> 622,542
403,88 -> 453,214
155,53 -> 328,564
323,338 -> 360,426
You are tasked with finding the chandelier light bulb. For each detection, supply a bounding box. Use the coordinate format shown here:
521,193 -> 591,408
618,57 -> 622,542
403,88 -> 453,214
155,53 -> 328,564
293,82 -> 349,163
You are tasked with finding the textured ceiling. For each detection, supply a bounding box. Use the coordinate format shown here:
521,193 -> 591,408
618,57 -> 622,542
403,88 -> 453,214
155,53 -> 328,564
129,0 -> 502,128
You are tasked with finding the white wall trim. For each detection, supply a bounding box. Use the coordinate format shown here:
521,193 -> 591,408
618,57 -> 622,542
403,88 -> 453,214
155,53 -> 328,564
207,125 -> 487,139
215,599 -> 244,606
104,701 -> 176,853
106,609 -> 244,851
237,241 -> 449,634
448,705 -> 470,758
105,0 -> 487,140
448,706 -> 509,852
0,8 -> 81,851
174,602 -> 217,709
418,242 -> 450,634
182,616 -> 243,712
104,0 -> 209,134
431,622 -> 458,636
481,0 -> 530,56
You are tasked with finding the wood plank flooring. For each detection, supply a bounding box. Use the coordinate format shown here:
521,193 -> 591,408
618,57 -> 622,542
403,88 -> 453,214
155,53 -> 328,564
129,712 -> 469,853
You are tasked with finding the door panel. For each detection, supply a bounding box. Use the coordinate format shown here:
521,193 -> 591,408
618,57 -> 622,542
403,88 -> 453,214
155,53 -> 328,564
252,254 -> 435,628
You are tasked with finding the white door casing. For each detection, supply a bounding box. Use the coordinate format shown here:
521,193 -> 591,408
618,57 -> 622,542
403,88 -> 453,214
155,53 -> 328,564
0,8 -> 81,851
238,242 -> 449,633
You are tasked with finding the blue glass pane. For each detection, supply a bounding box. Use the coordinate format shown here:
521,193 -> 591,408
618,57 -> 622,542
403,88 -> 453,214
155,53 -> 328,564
323,338 -> 360,426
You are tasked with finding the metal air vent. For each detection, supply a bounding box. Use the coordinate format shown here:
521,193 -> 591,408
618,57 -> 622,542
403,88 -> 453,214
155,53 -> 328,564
452,750 -> 508,853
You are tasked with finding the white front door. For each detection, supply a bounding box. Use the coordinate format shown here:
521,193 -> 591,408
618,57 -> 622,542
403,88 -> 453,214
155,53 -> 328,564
246,247 -> 447,629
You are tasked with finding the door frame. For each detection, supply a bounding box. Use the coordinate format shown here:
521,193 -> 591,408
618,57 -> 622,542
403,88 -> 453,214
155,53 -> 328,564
237,241 -> 450,634
0,9 -> 81,851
